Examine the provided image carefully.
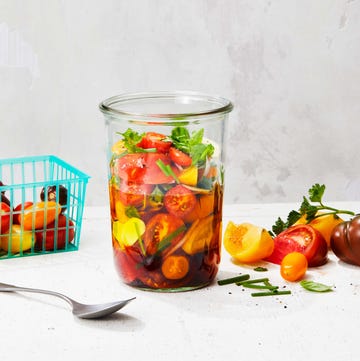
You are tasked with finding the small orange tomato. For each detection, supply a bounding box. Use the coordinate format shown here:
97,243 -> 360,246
161,255 -> 190,280
280,252 -> 308,282
20,201 -> 62,230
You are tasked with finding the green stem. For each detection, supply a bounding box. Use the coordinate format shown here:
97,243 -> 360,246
217,274 -> 250,286
251,290 -> 291,297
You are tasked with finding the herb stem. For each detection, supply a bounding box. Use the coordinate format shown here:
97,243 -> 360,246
217,274 -> 250,286
251,290 -> 291,297
236,277 -> 269,286
242,283 -> 279,290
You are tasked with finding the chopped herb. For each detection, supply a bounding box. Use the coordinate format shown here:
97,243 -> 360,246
125,206 -> 141,219
169,126 -> 214,165
156,159 -> 180,183
156,225 -> 187,253
134,221 -> 146,256
271,184 -> 356,236
251,290 -> 291,297
236,277 -> 269,286
254,266 -> 268,272
300,280 -> 334,293
217,274 -> 250,285
118,128 -> 156,153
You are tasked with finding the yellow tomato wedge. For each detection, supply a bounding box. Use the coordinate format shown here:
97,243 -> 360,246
295,212 -> 344,247
223,222 -> 274,263
113,218 -> 145,248
178,165 -> 198,186
182,215 -> 214,255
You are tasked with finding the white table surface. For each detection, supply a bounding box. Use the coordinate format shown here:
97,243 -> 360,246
1,202 -> 359,361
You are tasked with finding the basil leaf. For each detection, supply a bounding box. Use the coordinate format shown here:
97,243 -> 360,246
300,280 -> 333,293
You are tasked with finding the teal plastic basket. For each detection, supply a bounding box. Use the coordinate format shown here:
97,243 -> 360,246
0,155 -> 90,259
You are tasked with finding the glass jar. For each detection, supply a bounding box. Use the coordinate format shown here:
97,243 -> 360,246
99,91 -> 233,292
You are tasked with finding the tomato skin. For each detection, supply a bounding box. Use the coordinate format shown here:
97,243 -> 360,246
13,202 -> 34,225
267,225 -> 328,267
20,201 -> 62,230
138,132 -> 172,154
164,185 -> 196,220
280,252 -> 308,282
115,153 -> 178,184
0,202 -> 11,234
169,147 -> 192,167
0,224 -> 34,253
331,216 -> 360,266
144,213 -> 185,255
35,215 -> 75,251
119,182 -> 154,207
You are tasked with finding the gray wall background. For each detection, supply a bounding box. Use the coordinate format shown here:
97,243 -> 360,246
1,0 -> 359,206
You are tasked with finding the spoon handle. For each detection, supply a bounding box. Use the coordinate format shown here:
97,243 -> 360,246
0,282 -> 74,306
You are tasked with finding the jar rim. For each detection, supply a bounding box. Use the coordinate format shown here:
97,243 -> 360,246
99,91 -> 233,120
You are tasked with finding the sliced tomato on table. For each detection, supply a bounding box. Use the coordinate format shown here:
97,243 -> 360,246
138,132 -> 172,154
114,153 -> 178,184
266,224 -> 328,267
164,185 -> 196,220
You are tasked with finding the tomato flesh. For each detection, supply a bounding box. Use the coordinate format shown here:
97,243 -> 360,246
138,132 -> 172,154
0,202 -> 11,234
164,185 -> 196,220
267,224 -> 328,267
119,182 -> 154,207
115,153 -> 178,184
169,147 -> 192,167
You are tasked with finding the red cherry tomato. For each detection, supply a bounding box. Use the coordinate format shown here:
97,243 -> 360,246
0,202 -> 11,234
169,147 -> 192,167
35,214 -> 75,251
114,153 -> 178,184
138,132 -> 172,154
119,182 -> 154,207
164,185 -> 196,220
266,224 -> 328,267
144,213 -> 185,255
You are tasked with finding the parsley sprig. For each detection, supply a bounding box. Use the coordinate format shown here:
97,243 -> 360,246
169,126 -> 214,165
271,183 -> 356,236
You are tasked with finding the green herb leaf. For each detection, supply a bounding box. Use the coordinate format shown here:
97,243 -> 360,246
300,280 -> 333,293
272,217 -> 287,236
308,184 -> 326,203
253,267 -> 268,272
125,206 -> 141,219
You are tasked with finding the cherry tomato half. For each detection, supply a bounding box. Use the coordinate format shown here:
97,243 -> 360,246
266,225 -> 328,267
169,147 -> 192,167
164,185 -> 196,220
114,153 -> 178,184
144,213 -> 185,255
138,132 -> 172,154
280,252 -> 308,282
161,255 -> 190,280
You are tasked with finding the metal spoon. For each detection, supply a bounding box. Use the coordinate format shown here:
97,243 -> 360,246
0,282 -> 135,319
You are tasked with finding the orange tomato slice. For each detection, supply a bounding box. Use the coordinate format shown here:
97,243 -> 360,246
182,215 -> 215,255
182,194 -> 214,223
161,255 -> 189,280
223,222 -> 274,263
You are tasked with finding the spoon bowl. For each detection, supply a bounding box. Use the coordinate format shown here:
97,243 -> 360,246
0,282 -> 135,319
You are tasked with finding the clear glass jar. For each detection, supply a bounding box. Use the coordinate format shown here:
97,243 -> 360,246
99,91 -> 233,291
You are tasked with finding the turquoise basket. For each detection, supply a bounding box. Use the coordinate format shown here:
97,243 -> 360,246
0,155 -> 90,259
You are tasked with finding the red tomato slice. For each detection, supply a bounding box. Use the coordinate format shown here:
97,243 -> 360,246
144,213 -> 185,255
266,225 -> 328,267
119,182 -> 154,207
114,153 -> 178,184
164,185 -> 196,220
169,147 -> 192,167
138,132 -> 172,154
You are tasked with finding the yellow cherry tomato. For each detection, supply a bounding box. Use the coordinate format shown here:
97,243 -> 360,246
280,252 -> 308,282
0,224 -> 34,253
223,222 -> 274,263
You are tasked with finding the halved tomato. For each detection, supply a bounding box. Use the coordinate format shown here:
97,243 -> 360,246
143,213 -> 185,255
266,224 -> 328,267
114,153 -> 178,184
169,147 -> 192,167
138,132 -> 172,154
164,185 -> 196,220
